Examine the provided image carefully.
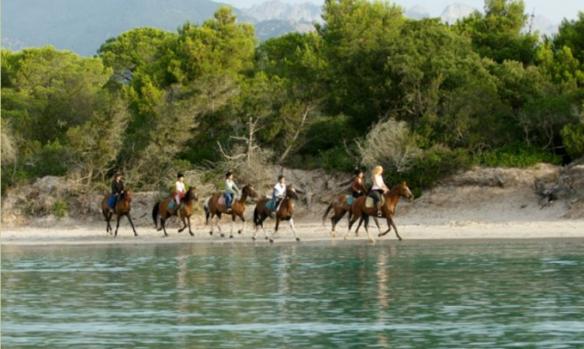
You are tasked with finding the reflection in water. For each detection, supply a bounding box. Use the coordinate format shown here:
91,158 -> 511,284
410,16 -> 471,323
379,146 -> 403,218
2,239 -> 584,348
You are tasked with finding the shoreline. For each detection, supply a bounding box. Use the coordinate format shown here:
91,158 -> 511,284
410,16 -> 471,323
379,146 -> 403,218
2,220 -> 584,246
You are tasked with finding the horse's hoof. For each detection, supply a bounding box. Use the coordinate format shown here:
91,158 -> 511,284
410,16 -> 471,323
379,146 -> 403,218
238,230 -> 242,235
252,237 -> 256,241
134,234 -> 138,237
269,239 -> 274,244
296,238 -> 300,242
209,231 -> 213,236
229,235 -> 233,239
264,236 -> 269,240
220,233 -> 225,238
189,232 -> 194,237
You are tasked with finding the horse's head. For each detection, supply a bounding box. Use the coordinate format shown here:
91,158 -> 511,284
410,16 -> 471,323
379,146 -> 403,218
185,187 -> 198,202
286,185 -> 299,200
242,184 -> 258,199
397,181 -> 414,201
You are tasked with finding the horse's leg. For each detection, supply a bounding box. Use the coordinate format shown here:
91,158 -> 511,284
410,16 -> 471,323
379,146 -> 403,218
289,218 -> 300,242
390,218 -> 402,241
114,214 -> 121,238
363,215 -> 374,243
161,217 -> 169,237
229,214 -> 235,239
374,217 -> 383,236
345,214 -> 360,240
127,214 -> 138,237
269,217 -> 280,244
355,217 -> 365,237
178,214 -> 187,233
238,215 -> 245,235
216,214 -> 224,238
378,217 -> 392,237
187,216 -> 193,236
209,212 -> 214,236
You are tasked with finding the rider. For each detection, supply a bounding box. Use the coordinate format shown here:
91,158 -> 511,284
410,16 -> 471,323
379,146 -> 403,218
351,168 -> 366,198
370,165 -> 389,217
272,175 -> 286,211
110,172 -> 125,209
174,173 -> 186,211
224,171 -> 240,210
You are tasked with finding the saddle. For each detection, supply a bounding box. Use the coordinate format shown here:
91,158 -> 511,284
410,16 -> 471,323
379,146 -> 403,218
365,195 -> 385,208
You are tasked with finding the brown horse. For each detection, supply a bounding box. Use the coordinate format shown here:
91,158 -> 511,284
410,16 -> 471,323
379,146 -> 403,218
345,181 -> 414,242
152,187 -> 198,237
253,185 -> 300,243
322,194 -> 380,238
101,191 -> 138,237
204,184 -> 258,238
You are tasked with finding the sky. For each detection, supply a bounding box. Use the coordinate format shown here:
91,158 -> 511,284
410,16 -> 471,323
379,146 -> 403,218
222,0 -> 582,23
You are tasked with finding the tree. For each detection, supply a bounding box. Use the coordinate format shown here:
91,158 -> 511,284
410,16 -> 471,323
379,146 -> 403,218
455,0 -> 538,64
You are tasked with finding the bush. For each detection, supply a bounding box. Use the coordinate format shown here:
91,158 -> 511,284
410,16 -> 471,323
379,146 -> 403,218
561,122 -> 584,160
52,200 -> 69,218
475,144 -> 562,167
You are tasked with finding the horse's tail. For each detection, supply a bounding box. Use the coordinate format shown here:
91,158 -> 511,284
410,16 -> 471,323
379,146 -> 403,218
204,197 -> 210,225
322,202 -> 334,226
152,201 -> 160,227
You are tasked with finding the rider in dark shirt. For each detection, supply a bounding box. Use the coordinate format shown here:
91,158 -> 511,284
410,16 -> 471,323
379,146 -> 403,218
110,173 -> 125,208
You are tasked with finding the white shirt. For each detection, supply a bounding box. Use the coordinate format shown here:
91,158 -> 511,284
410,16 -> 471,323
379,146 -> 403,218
371,175 -> 387,191
273,183 -> 286,198
175,181 -> 186,193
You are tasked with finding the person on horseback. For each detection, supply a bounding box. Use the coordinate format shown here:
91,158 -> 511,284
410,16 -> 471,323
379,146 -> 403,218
272,175 -> 286,211
351,169 -> 366,198
224,171 -> 240,210
174,173 -> 186,213
370,165 -> 389,217
109,172 -> 125,210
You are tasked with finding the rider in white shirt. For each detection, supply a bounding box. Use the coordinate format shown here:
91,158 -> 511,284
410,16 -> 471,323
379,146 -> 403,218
175,173 -> 186,206
272,175 -> 286,210
370,165 -> 388,216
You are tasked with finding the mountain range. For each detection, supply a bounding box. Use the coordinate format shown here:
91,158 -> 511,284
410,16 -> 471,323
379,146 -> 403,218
1,0 -> 559,56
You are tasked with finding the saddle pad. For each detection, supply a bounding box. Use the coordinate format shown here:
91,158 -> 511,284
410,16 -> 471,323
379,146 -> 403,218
345,195 -> 354,206
365,196 -> 385,208
168,199 -> 176,210
218,196 -> 225,206
365,197 -> 375,208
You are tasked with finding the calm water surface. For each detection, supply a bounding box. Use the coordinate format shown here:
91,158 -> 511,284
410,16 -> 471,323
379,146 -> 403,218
2,239 -> 584,348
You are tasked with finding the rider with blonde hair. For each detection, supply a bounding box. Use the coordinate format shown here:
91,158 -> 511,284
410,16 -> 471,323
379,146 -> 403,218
370,165 -> 389,216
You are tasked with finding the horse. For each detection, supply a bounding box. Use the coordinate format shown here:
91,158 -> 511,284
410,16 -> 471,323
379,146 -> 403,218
322,194 -> 380,238
344,181 -> 414,242
203,184 -> 258,238
152,187 -> 198,237
253,185 -> 300,243
101,191 -> 138,237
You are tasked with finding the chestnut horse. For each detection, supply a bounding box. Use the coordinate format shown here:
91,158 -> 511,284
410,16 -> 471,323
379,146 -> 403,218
101,191 -> 138,237
322,194 -> 380,238
152,187 -> 198,237
204,184 -> 258,238
345,181 -> 414,242
253,185 -> 300,243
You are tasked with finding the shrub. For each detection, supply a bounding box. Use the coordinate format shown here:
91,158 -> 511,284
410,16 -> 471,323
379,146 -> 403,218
561,122 -> 584,160
475,144 -> 562,167
52,200 -> 69,218
357,118 -> 422,173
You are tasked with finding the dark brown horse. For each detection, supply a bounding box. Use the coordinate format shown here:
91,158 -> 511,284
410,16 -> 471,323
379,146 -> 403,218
152,187 -> 198,237
345,181 -> 414,242
322,194 -> 380,238
253,186 -> 300,243
204,184 -> 258,238
101,191 -> 138,237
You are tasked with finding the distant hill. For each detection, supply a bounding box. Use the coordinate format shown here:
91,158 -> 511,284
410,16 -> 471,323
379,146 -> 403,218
440,3 -> 477,24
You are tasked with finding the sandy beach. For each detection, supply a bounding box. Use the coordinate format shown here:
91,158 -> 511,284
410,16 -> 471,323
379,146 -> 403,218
2,219 -> 584,246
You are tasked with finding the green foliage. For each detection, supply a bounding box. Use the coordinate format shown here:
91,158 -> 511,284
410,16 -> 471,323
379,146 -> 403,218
561,122 -> 584,160
475,145 -> 562,167
51,200 -> 69,218
2,3 -> 582,196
